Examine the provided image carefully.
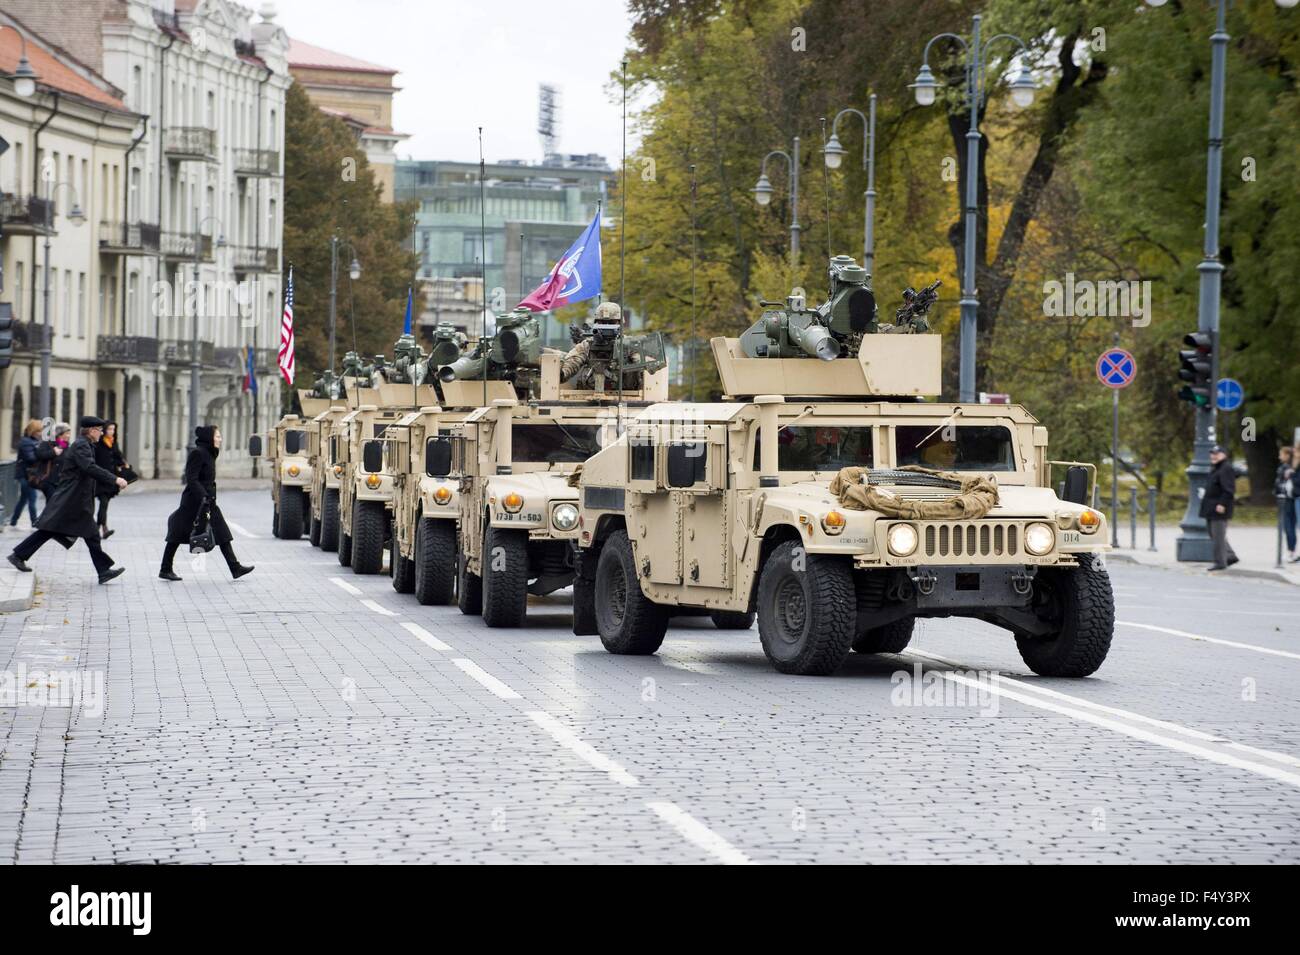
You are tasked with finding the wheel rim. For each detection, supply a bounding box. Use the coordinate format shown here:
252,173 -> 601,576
605,561 -> 629,627
769,573 -> 808,658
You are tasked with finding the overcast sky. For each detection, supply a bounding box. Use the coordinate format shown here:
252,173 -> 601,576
267,0 -> 638,165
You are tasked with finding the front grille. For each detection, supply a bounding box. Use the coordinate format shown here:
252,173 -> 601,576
923,522 -> 1019,558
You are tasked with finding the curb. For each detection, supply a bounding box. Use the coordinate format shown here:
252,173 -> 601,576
1106,551 -> 1299,587
0,568 -> 36,612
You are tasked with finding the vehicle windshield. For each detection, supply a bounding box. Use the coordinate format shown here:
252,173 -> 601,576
752,425 -> 873,472
511,423 -> 603,464
895,424 -> 1016,471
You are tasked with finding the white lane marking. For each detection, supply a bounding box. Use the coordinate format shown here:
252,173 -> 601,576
528,711 -> 639,787
1117,620 -> 1300,661
360,598 -> 397,617
645,801 -> 755,865
226,520 -> 258,539
905,651 -> 1300,787
1121,605 -> 1297,617
330,576 -> 362,596
453,659 -> 521,700
400,621 -> 453,652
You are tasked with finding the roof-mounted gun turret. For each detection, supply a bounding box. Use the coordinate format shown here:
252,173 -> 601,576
714,256 -> 942,399
561,301 -> 668,393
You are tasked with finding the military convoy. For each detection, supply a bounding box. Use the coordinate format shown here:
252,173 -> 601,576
255,256 -> 1115,679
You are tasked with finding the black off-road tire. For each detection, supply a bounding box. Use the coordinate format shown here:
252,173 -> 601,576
271,500 -> 281,538
853,617 -> 915,654
309,507 -> 322,547
572,551 -> 598,636
391,528 -> 414,593
595,530 -> 667,654
278,487 -> 304,540
710,610 -> 755,631
351,500 -> 385,575
1014,554 -> 1114,677
481,525 -> 529,628
320,489 -> 339,553
457,552 -> 482,616
756,541 -> 855,675
413,518 -> 456,605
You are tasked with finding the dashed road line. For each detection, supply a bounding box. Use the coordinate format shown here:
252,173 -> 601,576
452,659 -> 522,700
399,621 -> 453,652
226,520 -> 258,539
646,801 -> 755,865
527,711 -> 639,787
1117,621 -> 1300,661
330,577 -> 362,596
360,598 -> 398,617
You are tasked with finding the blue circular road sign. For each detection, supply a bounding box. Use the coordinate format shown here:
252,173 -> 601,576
1215,377 -> 1244,412
1096,348 -> 1136,389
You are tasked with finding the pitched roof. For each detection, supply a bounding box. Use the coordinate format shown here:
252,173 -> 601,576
0,23 -> 127,110
287,37 -> 395,75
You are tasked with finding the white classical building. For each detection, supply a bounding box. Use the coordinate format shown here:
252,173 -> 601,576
1,0 -> 290,477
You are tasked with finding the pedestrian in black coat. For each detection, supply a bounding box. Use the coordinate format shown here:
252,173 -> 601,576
1199,445 -> 1239,571
6,417 -> 128,584
159,425 -> 254,581
93,421 -> 127,539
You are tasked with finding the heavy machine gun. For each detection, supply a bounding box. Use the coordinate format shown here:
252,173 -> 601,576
562,302 -> 667,392
739,254 -> 879,361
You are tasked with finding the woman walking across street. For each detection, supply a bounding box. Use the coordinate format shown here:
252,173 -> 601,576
1276,446 -> 1297,563
5,417 -> 128,584
160,425 -> 254,581
31,422 -> 71,502
9,419 -> 42,529
94,421 -> 127,539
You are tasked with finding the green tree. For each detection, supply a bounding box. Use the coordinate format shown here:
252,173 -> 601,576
282,81 -> 418,405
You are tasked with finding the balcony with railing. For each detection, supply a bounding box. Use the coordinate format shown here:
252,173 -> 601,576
163,127 -> 217,162
97,335 -> 161,365
234,148 -> 280,177
161,232 -> 215,262
231,245 -> 279,273
163,340 -> 216,365
0,194 -> 55,236
98,221 -> 161,255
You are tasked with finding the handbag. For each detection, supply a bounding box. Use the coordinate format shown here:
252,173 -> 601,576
119,464 -> 140,484
189,507 -> 216,554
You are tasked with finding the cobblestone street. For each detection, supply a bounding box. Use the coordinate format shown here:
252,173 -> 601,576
2,489 -> 1297,864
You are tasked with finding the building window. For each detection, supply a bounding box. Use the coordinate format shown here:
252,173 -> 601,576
10,387 -> 23,450
62,270 -> 72,337
78,273 -> 87,338
96,389 -> 106,417
61,389 -> 71,425
76,389 -> 85,423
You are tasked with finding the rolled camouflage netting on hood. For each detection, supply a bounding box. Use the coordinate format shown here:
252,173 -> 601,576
827,465 -> 1000,519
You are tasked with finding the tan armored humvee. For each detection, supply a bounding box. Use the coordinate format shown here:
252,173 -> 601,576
572,276 -> 1113,678
386,396 -> 475,604
333,381 -> 440,574
453,349 -> 669,627
252,411 -> 314,539
305,399 -> 350,550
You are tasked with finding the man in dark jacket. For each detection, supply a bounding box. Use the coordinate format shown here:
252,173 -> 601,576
6,417 -> 128,584
1199,444 -> 1239,571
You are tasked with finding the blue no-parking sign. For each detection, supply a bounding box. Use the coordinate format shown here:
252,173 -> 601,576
1215,378 -> 1244,412
1096,348 -> 1136,389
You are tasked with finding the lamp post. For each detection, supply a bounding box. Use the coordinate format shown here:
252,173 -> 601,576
328,235 -> 361,387
823,94 -> 878,277
38,182 -> 87,421
912,14 -> 1036,403
3,26 -> 39,98
1146,0 -> 1296,561
188,209 -> 225,451
752,137 -> 801,263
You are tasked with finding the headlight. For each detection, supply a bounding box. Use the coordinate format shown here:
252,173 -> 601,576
820,510 -> 846,535
887,523 -> 919,557
1025,522 -> 1055,555
433,486 -> 453,505
365,474 -> 382,490
286,464 -> 300,477
332,464 -> 343,477
1077,509 -> 1101,534
502,492 -> 523,513
552,503 -> 579,531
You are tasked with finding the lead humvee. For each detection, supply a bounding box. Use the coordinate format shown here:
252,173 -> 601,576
450,305 -> 668,627
253,408 -> 314,539
572,258 -> 1113,678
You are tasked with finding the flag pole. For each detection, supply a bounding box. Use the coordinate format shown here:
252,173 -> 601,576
479,126 -> 488,408
618,59 -> 628,432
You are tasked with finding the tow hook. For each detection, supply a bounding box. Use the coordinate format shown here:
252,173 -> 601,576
908,568 -> 937,597
1011,567 -> 1037,596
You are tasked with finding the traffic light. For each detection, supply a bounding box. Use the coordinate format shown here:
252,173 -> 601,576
0,303 -> 13,370
1178,330 -> 1213,407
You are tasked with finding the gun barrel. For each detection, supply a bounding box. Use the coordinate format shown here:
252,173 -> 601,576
429,339 -> 461,366
798,322 -> 840,361
439,353 -> 485,383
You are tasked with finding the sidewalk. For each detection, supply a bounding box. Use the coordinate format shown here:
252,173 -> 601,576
119,477 -> 271,495
0,565 -> 35,612
1107,523 -> 1300,586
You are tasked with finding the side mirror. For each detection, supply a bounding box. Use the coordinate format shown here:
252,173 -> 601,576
666,442 -> 706,488
1061,465 -> 1089,505
362,440 -> 383,473
285,430 -> 303,454
248,435 -> 263,457
426,437 -> 452,478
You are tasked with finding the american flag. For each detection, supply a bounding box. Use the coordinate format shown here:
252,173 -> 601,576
278,267 -> 295,384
